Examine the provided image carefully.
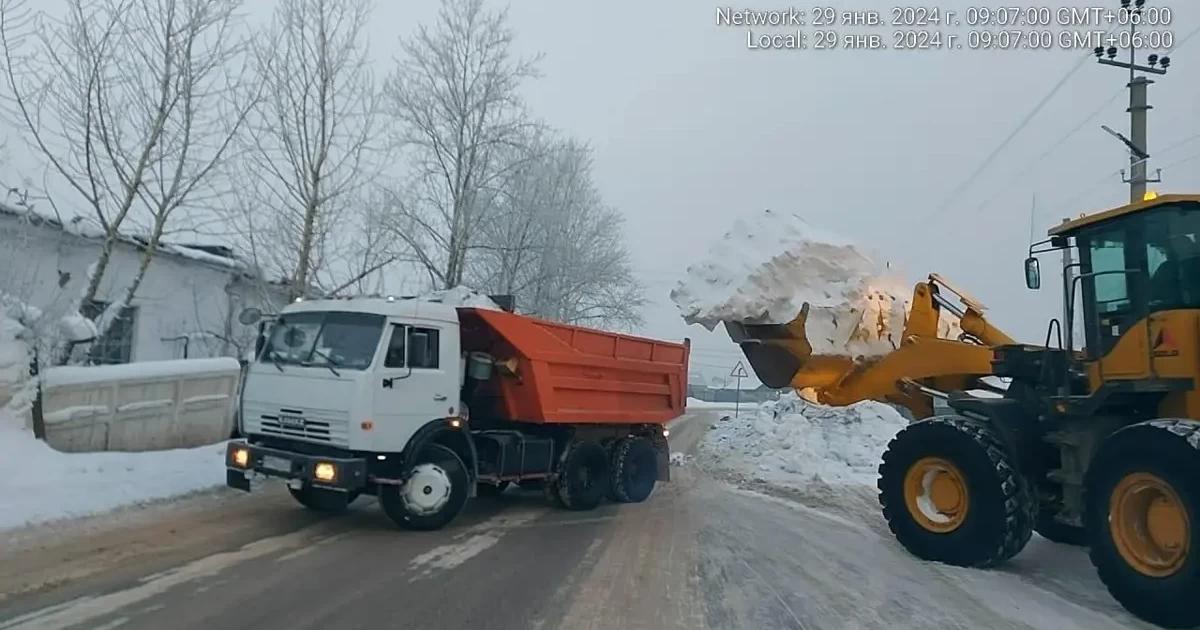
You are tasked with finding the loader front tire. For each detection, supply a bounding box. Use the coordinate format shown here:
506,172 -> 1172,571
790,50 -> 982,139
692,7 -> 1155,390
556,440 -> 610,511
878,415 -> 1035,568
1085,419 -> 1200,630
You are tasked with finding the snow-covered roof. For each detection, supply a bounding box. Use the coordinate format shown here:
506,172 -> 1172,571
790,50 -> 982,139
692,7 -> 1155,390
0,200 -> 248,274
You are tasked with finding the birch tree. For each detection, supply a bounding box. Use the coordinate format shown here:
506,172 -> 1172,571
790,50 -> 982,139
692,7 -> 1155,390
383,0 -> 540,289
233,0 -> 385,300
468,134 -> 645,330
0,0 -> 256,364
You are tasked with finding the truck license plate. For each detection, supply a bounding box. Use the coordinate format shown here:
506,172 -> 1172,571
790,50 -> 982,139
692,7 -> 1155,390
262,455 -> 291,472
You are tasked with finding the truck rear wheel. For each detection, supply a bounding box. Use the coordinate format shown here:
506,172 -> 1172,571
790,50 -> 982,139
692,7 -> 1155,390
380,443 -> 469,531
556,440 -> 610,511
610,437 -> 657,503
1085,419 -> 1200,629
287,486 -> 359,514
878,415 -> 1035,568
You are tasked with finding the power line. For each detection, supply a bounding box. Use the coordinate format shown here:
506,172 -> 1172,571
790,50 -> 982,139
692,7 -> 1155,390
923,52 -> 1093,223
971,87 -> 1124,216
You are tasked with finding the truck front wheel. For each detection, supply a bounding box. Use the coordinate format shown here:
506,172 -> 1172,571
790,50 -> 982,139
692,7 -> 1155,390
556,440 -> 610,511
380,443 -> 470,531
610,437 -> 657,503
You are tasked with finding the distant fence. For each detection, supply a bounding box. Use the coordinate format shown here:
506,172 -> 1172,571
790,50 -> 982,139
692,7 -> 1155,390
25,358 -> 239,452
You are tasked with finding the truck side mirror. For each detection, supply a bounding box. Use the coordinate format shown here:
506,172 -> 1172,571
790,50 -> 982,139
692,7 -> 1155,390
238,307 -> 263,325
1024,257 -> 1041,290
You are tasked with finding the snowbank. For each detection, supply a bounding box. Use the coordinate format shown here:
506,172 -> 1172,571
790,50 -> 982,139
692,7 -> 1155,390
671,209 -> 959,359
700,391 -> 906,485
0,413 -> 228,530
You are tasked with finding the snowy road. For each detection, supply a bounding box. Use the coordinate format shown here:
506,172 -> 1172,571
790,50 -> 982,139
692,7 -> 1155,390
0,411 -> 1157,630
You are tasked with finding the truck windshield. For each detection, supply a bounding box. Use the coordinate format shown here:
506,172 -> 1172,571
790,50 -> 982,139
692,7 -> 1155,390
260,311 -> 384,371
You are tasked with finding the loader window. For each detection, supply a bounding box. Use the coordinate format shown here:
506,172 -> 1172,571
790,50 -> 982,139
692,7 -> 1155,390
1144,204 -> 1200,311
1079,223 -> 1146,358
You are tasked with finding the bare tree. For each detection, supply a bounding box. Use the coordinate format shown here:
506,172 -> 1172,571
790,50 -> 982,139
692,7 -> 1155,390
468,133 -> 645,330
0,0 -> 256,364
382,0 -> 540,289
231,0 -> 385,301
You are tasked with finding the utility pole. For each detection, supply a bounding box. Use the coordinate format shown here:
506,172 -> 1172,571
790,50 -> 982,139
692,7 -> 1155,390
1093,0 -> 1170,203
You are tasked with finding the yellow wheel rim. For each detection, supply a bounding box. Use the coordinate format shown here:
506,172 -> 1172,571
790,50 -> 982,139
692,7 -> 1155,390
903,457 -> 970,533
1109,472 -> 1190,577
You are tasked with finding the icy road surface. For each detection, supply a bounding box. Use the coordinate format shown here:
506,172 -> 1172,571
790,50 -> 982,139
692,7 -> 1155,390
0,411 -> 1154,630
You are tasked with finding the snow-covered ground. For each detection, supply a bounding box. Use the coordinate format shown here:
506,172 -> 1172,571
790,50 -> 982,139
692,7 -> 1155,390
0,410 -> 228,531
699,392 -> 904,485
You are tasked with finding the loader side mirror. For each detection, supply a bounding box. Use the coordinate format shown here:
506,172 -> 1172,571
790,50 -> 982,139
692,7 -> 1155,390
1024,257 -> 1041,290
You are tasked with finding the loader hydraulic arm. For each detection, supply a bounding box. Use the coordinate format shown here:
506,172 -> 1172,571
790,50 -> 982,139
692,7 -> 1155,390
726,273 -> 1016,420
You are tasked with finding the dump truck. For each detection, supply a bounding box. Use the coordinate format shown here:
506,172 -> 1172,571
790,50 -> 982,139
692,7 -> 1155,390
873,193 -> 1200,629
225,294 -> 688,531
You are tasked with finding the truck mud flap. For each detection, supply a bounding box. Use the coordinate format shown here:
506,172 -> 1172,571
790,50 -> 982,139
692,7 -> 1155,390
227,469 -> 251,492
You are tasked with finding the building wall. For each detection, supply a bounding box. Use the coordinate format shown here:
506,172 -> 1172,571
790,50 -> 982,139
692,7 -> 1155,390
0,212 -> 284,363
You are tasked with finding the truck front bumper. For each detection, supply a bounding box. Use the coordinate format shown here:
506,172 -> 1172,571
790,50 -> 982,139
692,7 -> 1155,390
225,441 -> 368,493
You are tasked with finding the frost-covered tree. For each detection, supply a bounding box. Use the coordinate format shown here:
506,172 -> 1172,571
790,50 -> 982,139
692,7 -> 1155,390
381,0 -> 541,289
0,0 -> 256,364
466,132 -> 644,330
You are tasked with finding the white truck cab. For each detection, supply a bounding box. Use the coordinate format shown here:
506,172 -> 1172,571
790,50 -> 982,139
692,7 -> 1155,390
240,297 -> 463,453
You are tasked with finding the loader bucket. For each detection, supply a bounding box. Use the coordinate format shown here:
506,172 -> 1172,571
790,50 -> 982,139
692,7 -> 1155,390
724,304 -> 858,390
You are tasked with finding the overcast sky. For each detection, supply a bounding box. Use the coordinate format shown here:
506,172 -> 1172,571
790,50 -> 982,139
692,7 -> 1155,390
7,0 -> 1199,384
363,0 -> 1197,383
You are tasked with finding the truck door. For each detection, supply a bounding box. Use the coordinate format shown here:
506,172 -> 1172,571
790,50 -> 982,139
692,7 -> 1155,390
374,323 -> 459,450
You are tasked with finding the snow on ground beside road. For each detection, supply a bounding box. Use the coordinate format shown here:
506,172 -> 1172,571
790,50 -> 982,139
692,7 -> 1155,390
0,412 -> 228,531
695,391 -> 905,526
670,209 -> 960,358
701,391 -> 905,485
685,397 -> 762,410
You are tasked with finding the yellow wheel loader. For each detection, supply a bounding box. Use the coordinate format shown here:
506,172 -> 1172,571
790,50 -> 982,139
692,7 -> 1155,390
873,193 -> 1200,629
726,272 -> 1088,545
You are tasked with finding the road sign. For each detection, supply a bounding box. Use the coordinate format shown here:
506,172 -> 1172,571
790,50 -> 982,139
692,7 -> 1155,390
730,361 -> 749,379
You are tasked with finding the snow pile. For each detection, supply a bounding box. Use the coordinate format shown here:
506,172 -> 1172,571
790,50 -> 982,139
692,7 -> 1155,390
0,295 -> 37,414
0,413 -> 228,531
671,210 -> 959,359
58,312 -> 98,343
701,391 -> 907,486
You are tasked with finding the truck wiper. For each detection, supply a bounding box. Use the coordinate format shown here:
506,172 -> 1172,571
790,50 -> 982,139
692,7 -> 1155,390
269,353 -> 284,372
304,349 -> 341,377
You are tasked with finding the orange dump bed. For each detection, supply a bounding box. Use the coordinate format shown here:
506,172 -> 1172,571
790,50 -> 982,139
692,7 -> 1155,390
459,308 -> 689,425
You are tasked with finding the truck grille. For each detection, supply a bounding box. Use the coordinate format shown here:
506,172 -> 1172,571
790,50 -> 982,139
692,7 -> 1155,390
243,403 -> 350,446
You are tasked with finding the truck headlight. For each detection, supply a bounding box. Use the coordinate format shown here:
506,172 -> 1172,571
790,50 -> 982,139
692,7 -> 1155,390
232,447 -> 250,467
314,462 -> 337,482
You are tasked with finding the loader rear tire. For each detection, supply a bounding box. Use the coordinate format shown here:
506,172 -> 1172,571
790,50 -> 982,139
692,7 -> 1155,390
878,415 -> 1035,568
610,437 -> 657,503
556,440 -> 610,511
1085,419 -> 1200,630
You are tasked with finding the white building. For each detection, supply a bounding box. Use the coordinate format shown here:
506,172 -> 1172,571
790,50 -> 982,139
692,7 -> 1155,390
0,202 -> 289,364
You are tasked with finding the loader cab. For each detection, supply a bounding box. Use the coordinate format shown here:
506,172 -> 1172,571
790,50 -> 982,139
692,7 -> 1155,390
1026,194 -> 1200,405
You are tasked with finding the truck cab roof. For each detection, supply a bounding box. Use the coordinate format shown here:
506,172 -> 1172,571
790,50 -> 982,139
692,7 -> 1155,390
281,296 -> 464,325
